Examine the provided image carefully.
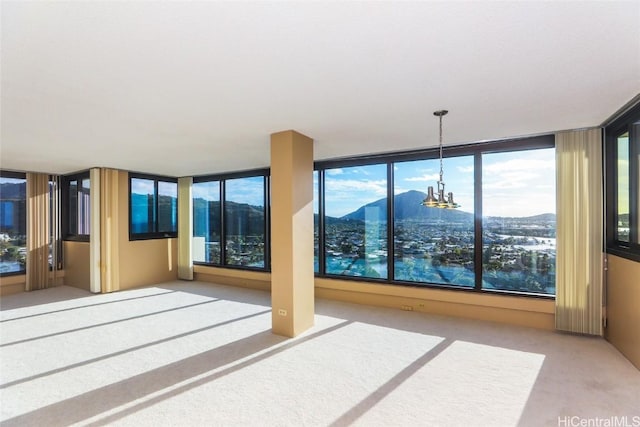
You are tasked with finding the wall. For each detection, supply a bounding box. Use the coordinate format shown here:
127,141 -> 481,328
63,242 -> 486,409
194,265 -> 270,291
63,241 -> 90,291
0,274 -> 26,296
605,255 -> 640,369
194,266 -> 555,330
116,171 -> 178,290
0,272 -> 65,296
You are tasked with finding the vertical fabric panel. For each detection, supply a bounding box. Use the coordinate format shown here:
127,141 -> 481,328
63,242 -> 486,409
100,168 -> 120,293
555,128 -> 604,335
50,175 -> 62,284
178,177 -> 193,280
89,168 -> 101,293
25,173 -> 50,291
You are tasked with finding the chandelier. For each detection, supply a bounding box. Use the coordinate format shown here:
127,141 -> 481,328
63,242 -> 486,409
422,110 -> 459,209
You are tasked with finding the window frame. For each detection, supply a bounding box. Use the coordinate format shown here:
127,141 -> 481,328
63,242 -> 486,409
129,172 -> 178,241
192,168 -> 270,272
62,171 -> 91,242
0,170 -> 27,277
605,101 -> 640,262
314,135 -> 556,298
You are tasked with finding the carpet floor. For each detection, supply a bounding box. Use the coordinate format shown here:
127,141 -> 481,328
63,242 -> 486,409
1,282 -> 639,426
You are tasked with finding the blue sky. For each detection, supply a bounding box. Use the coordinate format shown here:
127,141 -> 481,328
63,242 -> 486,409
192,177 -> 265,206
189,148 -> 556,218
322,148 -> 556,218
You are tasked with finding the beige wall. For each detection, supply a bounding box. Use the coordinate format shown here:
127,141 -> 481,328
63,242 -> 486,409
63,241 -> 90,291
116,171 -> 178,290
606,255 -> 640,369
194,266 -> 555,330
0,274 -> 26,296
0,271 -> 64,296
194,265 -> 271,291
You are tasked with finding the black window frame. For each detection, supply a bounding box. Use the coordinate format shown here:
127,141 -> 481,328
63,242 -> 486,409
0,170 -> 27,277
192,168 -> 270,272
314,135 -> 556,298
129,172 -> 178,241
62,171 -> 91,242
605,101 -> 640,262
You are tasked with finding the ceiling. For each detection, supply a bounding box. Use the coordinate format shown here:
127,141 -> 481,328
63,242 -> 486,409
1,1 -> 639,177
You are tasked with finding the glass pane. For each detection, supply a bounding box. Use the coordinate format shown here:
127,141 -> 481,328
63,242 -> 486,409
0,176 -> 27,274
78,178 -> 90,235
224,176 -> 265,267
482,148 -> 556,295
393,156 -> 475,286
324,164 -> 387,279
313,170 -> 319,273
193,181 -> 221,263
158,181 -> 177,233
68,180 -> 78,235
617,132 -> 630,242
131,178 -> 156,234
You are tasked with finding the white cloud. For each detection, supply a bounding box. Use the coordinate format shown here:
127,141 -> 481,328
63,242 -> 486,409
324,178 -> 387,216
404,173 -> 440,182
326,168 -> 344,176
131,179 -> 155,195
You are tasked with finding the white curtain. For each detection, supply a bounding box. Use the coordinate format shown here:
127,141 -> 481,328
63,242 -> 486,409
555,128 -> 604,335
177,177 -> 193,280
25,173 -> 51,291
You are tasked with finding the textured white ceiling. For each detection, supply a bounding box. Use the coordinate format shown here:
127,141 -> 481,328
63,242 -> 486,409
1,1 -> 639,177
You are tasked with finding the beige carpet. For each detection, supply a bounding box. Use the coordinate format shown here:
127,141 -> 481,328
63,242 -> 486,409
1,282 -> 638,426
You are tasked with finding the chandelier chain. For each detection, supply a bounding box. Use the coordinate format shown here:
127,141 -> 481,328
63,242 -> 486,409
439,114 -> 444,183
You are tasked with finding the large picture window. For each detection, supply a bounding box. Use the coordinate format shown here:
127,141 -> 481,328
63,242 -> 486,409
0,171 -> 26,275
393,156 -> 475,287
225,176 -> 266,268
193,170 -> 269,271
193,180 -> 221,264
482,148 -> 556,294
606,101 -> 640,261
129,174 -> 177,240
315,135 -> 555,296
324,164 -> 387,279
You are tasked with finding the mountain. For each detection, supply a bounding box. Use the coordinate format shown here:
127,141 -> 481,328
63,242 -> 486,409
342,190 -> 474,222
484,212 -> 556,222
193,199 -> 265,236
0,182 -> 26,199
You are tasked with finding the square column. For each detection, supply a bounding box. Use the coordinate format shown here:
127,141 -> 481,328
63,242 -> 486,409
270,130 -> 314,337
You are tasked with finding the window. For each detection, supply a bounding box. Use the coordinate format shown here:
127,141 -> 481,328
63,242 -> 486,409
193,170 -> 269,270
324,164 -> 387,279
193,180 -> 221,264
129,174 -> 177,240
0,171 -> 26,275
482,149 -> 556,295
225,176 -> 266,268
393,156 -> 475,287
63,172 -> 90,240
315,135 -> 555,296
313,170 -> 320,273
606,101 -> 640,261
